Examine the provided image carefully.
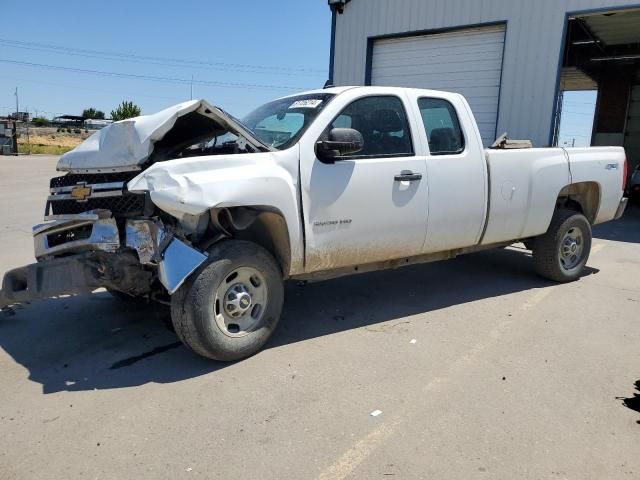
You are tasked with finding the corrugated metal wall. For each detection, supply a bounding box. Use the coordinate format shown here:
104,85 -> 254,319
332,0 -> 640,146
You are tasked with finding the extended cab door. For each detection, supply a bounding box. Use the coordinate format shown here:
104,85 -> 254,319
403,91 -> 488,253
299,91 -> 428,272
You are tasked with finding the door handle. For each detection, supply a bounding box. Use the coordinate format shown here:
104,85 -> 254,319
394,172 -> 422,182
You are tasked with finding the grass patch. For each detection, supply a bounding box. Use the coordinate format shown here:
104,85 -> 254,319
16,130 -> 86,155
17,144 -> 74,155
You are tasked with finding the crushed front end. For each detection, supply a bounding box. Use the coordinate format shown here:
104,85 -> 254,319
0,99 -> 274,309
0,171 -> 207,308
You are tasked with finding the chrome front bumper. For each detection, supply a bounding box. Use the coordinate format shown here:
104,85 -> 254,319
33,210 -> 119,259
1,211 -> 207,308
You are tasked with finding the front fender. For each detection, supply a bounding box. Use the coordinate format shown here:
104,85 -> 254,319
127,152 -> 304,275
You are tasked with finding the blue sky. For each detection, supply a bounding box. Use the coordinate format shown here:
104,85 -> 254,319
558,91 -> 598,148
0,0 -> 331,119
1,1 -> 597,145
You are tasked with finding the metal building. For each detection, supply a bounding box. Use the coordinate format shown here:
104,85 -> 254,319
0,119 -> 17,155
328,0 -> 640,173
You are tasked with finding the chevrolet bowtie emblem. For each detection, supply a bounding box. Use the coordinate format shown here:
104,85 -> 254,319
70,184 -> 92,201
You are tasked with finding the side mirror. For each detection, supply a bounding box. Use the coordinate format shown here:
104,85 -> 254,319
316,128 -> 364,162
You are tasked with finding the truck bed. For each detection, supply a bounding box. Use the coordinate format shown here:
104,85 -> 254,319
481,146 -> 626,245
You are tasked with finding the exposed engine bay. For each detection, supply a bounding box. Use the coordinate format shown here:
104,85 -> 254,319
145,111 -> 259,162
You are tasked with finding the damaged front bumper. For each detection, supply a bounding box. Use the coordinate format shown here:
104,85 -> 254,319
0,211 -> 207,308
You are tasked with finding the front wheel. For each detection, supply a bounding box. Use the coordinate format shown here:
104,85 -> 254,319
532,209 -> 592,282
171,240 -> 284,361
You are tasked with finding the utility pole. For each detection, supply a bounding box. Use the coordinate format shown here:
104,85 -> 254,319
25,106 -> 30,154
14,87 -> 19,118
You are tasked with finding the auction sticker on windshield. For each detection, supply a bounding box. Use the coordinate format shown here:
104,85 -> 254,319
289,99 -> 323,109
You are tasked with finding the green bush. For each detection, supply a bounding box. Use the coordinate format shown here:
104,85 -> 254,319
33,117 -> 48,127
82,108 -> 105,120
66,128 -> 72,133
111,101 -> 141,121
74,128 -> 81,134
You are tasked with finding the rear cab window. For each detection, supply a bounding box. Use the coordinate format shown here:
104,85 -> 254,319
417,98 -> 465,155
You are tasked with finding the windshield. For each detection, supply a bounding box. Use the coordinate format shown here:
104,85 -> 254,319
241,93 -> 335,150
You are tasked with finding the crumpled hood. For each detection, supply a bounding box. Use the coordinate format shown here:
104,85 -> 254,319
56,99 -> 268,172
127,151 -> 291,216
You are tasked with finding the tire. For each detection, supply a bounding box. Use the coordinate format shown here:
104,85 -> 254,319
171,240 -> 284,361
532,209 -> 592,282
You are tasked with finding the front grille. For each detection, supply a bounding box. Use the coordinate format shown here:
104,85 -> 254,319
48,171 -> 148,217
50,172 -> 138,189
50,193 -> 147,216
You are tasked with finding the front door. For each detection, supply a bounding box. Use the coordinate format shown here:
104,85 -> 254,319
300,94 -> 428,272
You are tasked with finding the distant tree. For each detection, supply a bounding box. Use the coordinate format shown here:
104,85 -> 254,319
110,101 -> 141,121
32,116 -> 49,127
82,107 -> 105,120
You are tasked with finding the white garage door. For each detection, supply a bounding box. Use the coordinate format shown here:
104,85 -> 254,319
371,25 -> 506,146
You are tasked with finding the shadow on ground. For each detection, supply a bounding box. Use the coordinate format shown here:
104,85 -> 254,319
0,245 -> 595,394
593,201 -> 640,243
619,380 -> 640,421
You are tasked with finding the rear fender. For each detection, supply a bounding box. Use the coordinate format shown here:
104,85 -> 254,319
556,181 -> 601,224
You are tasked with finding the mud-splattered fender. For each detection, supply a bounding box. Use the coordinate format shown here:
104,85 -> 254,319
127,151 -> 304,275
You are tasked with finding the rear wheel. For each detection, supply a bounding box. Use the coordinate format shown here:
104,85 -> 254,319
532,209 -> 592,282
171,240 -> 284,361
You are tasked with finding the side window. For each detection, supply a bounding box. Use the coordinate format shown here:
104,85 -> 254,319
328,96 -> 413,157
418,98 -> 465,155
332,114 -> 352,129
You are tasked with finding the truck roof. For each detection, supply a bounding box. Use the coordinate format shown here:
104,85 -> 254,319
279,85 -> 462,99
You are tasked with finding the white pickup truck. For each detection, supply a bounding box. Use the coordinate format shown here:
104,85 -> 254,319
0,86 -> 628,361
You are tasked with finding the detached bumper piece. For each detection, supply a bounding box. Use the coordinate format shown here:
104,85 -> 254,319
125,219 -> 208,294
0,211 -> 208,308
0,251 -> 152,309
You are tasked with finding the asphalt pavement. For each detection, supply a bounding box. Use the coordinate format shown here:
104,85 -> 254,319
0,155 -> 638,479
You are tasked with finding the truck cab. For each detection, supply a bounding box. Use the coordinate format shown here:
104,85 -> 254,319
299,86 -> 487,271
